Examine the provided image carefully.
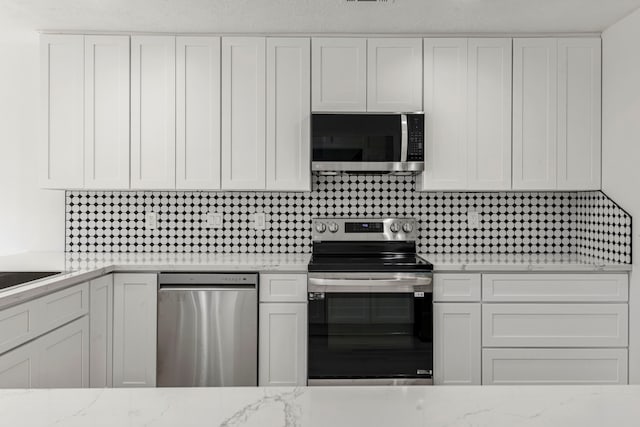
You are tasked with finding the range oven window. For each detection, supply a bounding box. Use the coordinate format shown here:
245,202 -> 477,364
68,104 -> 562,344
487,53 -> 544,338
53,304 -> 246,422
312,114 -> 402,162
308,292 -> 433,379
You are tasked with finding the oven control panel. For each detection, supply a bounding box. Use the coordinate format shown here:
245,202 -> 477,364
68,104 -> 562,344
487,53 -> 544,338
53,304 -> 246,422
312,218 -> 418,241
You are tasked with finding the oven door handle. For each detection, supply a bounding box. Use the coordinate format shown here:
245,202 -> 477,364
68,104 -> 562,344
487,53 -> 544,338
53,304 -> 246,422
308,276 -> 432,293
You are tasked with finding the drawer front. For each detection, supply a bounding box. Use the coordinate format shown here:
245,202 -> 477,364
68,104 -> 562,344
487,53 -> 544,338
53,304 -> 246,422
433,274 -> 481,302
483,348 -> 628,385
41,283 -> 89,332
260,274 -> 307,303
482,273 -> 629,302
0,300 -> 39,355
482,303 -> 628,347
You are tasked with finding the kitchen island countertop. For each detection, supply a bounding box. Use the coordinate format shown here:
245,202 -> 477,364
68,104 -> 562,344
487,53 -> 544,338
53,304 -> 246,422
1,385 -> 639,427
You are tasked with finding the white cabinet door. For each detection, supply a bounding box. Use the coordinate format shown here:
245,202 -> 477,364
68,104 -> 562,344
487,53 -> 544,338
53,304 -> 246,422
512,38 -> 558,190
84,35 -> 130,190
176,36 -> 221,190
0,339 -> 38,388
557,38 -> 601,190
434,303 -> 481,385
259,273 -> 308,303
112,273 -> 157,387
367,38 -> 422,112
40,34 -> 84,189
39,316 -> 90,388
433,273 -> 481,302
483,348 -> 628,385
312,38 -> 367,111
131,36 -> 176,189
259,303 -> 307,386
0,298 -> 40,355
420,38 -> 468,190
221,37 -> 266,190
89,275 -> 113,388
467,38 -> 512,190
482,303 -> 628,347
482,273 -> 629,303
266,38 -> 311,191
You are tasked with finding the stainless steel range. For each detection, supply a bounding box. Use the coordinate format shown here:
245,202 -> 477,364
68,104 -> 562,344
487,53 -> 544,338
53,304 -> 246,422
307,218 -> 433,386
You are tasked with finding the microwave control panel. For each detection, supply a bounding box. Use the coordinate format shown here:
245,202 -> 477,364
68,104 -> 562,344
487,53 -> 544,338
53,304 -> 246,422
406,114 -> 424,162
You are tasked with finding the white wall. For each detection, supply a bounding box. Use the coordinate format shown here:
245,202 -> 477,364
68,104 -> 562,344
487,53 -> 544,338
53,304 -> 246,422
0,33 -> 65,255
602,7 -> 640,384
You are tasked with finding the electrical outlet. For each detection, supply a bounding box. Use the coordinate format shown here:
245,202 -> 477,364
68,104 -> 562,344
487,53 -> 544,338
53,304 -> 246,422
467,211 -> 480,229
145,212 -> 158,230
205,212 -> 223,229
253,213 -> 266,230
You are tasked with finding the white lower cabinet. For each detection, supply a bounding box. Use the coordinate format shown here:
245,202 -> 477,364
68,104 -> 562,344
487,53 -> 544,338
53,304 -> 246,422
0,337 -> 38,388
258,273 -> 307,386
433,273 -> 482,385
39,316 -> 90,388
483,348 -> 628,385
0,316 -> 89,388
259,303 -> 307,386
480,273 -> 629,385
112,273 -> 157,387
434,303 -> 481,385
89,274 -> 113,387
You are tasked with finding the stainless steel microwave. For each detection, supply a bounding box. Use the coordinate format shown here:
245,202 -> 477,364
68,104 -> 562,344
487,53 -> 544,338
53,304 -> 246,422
311,113 -> 425,175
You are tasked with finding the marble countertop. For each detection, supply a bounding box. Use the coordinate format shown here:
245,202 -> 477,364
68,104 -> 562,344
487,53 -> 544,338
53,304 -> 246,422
0,251 -> 630,309
421,253 -> 632,272
1,385 -> 639,427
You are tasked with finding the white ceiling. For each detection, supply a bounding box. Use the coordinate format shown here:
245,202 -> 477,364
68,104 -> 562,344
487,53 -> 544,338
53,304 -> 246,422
0,0 -> 639,37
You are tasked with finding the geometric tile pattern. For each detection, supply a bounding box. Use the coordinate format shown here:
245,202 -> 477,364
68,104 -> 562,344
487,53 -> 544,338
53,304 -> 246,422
65,175 -> 631,262
573,191 -> 632,263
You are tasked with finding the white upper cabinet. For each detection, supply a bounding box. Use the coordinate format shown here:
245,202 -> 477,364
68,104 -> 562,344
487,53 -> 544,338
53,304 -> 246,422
40,34 -> 85,189
467,38 -> 512,190
266,38 -> 311,191
221,37 -> 266,190
557,38 -> 601,190
367,38 -> 423,112
84,36 -> 130,190
513,38 -> 558,190
312,38 -> 367,111
513,37 -> 601,191
176,36 -> 221,190
130,36 -> 176,189
420,38 -> 512,191
421,38 -> 468,190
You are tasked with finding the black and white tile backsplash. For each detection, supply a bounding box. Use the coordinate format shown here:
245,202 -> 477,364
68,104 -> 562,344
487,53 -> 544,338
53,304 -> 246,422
65,175 -> 631,263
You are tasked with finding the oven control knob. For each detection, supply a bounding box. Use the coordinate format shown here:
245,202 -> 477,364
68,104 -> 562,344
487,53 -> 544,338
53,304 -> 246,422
315,222 -> 326,233
402,223 -> 413,233
389,223 -> 400,233
328,222 -> 339,233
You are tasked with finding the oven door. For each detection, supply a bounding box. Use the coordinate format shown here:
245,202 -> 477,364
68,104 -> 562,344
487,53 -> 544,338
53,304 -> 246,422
307,273 -> 433,385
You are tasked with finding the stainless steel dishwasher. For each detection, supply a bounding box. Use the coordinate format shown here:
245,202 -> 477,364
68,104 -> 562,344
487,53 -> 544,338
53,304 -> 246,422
157,272 -> 258,387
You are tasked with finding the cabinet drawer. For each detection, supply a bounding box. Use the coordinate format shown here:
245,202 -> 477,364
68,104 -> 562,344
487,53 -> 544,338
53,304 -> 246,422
0,300 -> 39,355
482,273 -> 628,302
483,348 -> 628,385
41,283 -> 89,332
0,283 -> 90,356
260,274 -> 307,303
434,274 -> 481,302
482,303 -> 628,347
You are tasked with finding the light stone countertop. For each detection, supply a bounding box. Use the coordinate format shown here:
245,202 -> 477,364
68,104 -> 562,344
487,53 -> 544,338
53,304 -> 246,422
421,252 -> 632,272
1,385 -> 639,427
0,251 -> 630,309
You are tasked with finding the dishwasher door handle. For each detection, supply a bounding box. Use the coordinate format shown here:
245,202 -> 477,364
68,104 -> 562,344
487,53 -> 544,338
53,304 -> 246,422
159,285 -> 255,292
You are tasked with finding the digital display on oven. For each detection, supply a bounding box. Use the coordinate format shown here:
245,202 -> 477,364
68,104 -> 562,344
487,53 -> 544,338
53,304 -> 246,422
345,222 -> 383,233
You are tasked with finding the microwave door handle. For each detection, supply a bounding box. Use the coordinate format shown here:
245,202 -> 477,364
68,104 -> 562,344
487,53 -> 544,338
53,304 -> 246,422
400,114 -> 408,162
